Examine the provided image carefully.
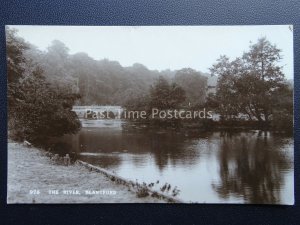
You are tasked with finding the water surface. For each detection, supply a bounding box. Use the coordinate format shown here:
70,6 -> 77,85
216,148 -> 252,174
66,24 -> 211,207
63,120 -> 294,204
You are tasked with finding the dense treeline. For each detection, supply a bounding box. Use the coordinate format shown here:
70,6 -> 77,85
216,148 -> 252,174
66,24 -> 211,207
25,39 -> 209,107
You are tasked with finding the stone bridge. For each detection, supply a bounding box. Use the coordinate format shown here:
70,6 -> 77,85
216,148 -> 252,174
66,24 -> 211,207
72,105 -> 123,119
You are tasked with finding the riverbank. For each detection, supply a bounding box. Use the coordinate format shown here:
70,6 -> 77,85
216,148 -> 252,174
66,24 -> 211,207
7,142 -> 166,203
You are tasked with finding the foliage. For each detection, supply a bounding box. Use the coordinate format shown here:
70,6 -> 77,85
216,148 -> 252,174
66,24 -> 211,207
149,76 -> 186,110
6,27 -> 29,111
25,39 -> 210,107
7,27 -> 81,145
270,83 -> 293,132
209,37 -> 293,131
6,28 -> 29,84
174,68 -> 207,107
10,67 -> 81,144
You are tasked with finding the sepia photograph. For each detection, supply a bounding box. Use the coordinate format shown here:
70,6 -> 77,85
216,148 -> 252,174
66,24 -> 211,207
6,25 -> 294,204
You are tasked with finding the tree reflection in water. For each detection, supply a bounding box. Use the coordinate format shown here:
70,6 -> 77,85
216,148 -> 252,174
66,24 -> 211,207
60,124 -> 293,203
212,131 -> 293,204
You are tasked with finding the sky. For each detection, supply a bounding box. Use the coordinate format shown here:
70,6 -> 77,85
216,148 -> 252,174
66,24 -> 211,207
8,25 -> 294,79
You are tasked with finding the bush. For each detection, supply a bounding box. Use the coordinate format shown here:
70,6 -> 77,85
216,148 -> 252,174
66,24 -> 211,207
271,110 -> 293,133
136,186 -> 149,198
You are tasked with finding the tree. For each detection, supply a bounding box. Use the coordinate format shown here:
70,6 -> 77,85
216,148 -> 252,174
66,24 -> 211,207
6,27 -> 29,112
7,27 -> 81,145
210,38 -> 291,129
241,37 -> 285,122
209,56 -> 242,119
10,66 -> 81,145
174,68 -> 207,107
6,27 -> 29,84
149,76 -> 186,110
270,82 -> 293,132
42,40 -> 75,88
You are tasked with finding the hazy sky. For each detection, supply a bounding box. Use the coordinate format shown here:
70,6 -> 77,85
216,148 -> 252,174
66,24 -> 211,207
9,25 -> 294,79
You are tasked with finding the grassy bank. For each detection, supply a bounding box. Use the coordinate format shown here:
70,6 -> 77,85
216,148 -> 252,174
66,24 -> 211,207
7,142 -> 166,203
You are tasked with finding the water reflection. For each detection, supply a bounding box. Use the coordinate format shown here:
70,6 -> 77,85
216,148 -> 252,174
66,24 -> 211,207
213,131 -> 293,204
60,122 -> 293,204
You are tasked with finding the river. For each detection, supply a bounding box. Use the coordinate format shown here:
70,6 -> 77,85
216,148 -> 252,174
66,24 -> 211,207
61,119 -> 294,204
